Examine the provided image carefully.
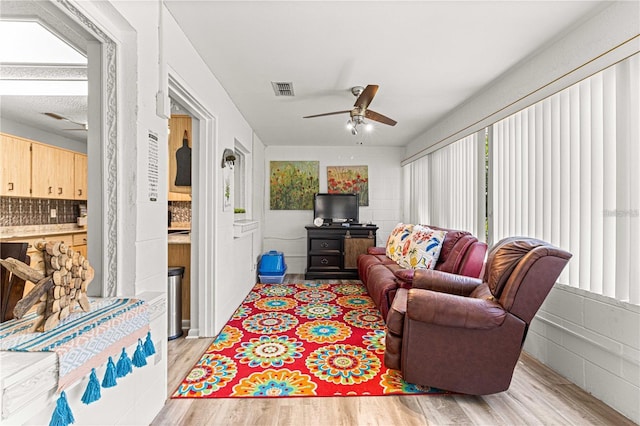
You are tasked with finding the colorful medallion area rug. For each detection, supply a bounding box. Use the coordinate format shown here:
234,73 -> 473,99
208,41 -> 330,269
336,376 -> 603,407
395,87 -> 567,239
172,282 -> 448,398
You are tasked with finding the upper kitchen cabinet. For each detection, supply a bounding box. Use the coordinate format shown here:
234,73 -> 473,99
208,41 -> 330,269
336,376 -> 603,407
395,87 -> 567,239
0,133 -> 31,197
169,115 -> 192,197
74,153 -> 88,200
31,142 -> 75,199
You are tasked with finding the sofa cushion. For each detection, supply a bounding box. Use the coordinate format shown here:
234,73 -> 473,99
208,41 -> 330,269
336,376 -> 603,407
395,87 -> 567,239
397,225 -> 447,269
385,223 -> 414,263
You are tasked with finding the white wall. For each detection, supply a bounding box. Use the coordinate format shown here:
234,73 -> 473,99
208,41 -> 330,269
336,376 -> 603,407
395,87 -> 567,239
402,2 -> 640,422
263,146 -> 404,274
77,0 -> 259,339
525,286 -> 640,423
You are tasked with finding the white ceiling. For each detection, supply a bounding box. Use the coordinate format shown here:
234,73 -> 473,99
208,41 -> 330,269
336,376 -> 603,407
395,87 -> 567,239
0,1 -> 606,148
164,1 -> 606,148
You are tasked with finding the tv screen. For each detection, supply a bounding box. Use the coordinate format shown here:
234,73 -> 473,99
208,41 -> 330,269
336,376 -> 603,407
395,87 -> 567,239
314,193 -> 359,224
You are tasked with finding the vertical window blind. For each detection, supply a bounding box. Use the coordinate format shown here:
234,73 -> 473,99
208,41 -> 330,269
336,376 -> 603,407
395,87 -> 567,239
490,53 -> 639,304
403,132 -> 486,241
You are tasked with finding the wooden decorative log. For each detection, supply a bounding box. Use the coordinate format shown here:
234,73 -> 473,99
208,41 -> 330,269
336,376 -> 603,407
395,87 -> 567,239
43,314 -> 60,332
8,239 -> 94,330
52,270 -> 63,286
59,306 -> 70,321
45,241 -> 61,257
30,315 -> 45,333
43,253 -> 55,276
50,256 -> 61,270
0,258 -> 45,283
78,294 -> 91,312
12,276 -> 53,319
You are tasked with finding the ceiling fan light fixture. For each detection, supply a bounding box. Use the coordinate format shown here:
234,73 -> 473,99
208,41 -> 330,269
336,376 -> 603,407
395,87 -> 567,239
365,122 -> 374,132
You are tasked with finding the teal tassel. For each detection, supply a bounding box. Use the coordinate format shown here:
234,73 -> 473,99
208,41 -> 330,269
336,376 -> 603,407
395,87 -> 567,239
132,339 -> 147,367
101,356 -> 117,388
144,331 -> 156,357
116,348 -> 133,378
81,369 -> 101,404
49,391 -> 74,426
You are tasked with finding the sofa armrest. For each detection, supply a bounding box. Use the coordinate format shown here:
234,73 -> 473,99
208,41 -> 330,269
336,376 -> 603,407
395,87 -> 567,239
407,289 -> 506,329
409,268 -> 482,296
367,246 -> 386,255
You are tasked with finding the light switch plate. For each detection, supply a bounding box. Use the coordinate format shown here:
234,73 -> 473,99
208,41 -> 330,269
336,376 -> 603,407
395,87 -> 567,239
50,208 -> 57,218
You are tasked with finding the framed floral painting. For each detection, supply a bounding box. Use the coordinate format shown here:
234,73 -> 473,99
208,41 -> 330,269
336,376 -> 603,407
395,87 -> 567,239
270,161 -> 319,210
327,165 -> 369,206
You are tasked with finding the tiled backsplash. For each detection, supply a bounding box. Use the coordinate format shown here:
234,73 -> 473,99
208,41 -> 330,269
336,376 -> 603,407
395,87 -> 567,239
0,197 -> 82,227
169,201 -> 191,224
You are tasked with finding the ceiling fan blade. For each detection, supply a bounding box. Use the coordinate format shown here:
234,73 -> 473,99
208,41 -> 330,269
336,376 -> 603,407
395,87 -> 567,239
303,110 -> 352,119
44,112 -> 66,120
365,109 -> 397,126
354,84 -> 379,110
43,112 -> 87,129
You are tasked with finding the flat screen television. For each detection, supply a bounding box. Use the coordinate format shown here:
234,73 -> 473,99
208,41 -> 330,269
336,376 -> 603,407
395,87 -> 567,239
313,193 -> 359,224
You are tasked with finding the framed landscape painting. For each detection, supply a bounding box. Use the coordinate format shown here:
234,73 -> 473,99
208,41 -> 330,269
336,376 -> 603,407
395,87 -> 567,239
327,165 -> 369,206
270,161 -> 319,210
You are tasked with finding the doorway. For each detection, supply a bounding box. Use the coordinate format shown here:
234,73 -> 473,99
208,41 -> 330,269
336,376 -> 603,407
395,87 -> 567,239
0,0 -> 118,296
168,74 -> 217,338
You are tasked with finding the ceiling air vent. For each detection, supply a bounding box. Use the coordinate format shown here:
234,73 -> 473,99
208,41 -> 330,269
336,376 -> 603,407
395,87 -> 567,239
271,81 -> 294,97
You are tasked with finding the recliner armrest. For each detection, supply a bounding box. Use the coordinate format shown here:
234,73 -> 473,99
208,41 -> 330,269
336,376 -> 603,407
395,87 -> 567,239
408,268 -> 482,296
407,288 -> 506,329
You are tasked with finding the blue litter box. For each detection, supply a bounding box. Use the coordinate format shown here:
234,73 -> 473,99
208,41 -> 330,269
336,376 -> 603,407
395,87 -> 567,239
258,250 -> 287,283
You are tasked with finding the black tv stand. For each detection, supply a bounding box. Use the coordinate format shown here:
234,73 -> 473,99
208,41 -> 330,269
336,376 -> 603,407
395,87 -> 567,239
304,224 -> 378,280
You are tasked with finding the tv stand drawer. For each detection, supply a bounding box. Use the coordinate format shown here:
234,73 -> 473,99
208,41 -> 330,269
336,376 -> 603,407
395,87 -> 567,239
310,239 -> 341,251
309,255 -> 341,268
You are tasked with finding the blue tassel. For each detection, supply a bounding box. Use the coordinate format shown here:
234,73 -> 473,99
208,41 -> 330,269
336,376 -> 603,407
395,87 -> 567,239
132,339 -> 147,367
101,356 -> 117,388
81,369 -> 101,404
116,347 -> 133,378
144,331 -> 156,357
49,391 -> 74,426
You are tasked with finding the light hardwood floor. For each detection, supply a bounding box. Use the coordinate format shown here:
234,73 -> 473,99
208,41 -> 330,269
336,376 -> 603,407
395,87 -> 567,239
151,276 -> 634,426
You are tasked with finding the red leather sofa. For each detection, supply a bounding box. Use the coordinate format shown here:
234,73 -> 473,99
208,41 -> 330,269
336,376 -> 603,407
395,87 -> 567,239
357,225 -> 487,320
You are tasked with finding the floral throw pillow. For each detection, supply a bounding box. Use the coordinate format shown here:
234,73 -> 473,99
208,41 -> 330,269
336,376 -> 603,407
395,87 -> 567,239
397,225 -> 447,269
386,223 -> 414,263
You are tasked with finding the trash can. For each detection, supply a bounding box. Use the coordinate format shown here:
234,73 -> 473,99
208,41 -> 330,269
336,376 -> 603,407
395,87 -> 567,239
167,266 -> 185,340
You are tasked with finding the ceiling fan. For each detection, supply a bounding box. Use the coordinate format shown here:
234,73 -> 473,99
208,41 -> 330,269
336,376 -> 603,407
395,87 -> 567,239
43,112 -> 88,131
303,84 -> 397,135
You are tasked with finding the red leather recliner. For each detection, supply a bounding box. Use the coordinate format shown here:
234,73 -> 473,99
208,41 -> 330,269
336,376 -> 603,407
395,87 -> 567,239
384,237 -> 572,395
357,225 -> 487,319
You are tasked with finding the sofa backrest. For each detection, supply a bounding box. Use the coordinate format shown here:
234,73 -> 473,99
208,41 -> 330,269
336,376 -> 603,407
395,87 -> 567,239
425,225 -> 478,274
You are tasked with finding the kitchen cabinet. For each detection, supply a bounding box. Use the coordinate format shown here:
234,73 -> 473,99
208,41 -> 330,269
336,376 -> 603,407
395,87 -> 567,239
0,133 -> 31,197
72,233 -> 88,258
74,153 -> 88,200
168,115 -> 192,195
31,142 -> 74,199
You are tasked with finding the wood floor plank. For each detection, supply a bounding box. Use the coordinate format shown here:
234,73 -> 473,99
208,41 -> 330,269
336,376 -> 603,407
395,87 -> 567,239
152,277 -> 633,426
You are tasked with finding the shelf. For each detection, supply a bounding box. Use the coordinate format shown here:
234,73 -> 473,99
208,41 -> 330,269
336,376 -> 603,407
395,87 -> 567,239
233,219 -> 259,239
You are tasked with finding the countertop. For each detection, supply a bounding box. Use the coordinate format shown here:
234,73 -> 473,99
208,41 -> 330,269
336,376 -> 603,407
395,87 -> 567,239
0,224 -> 87,240
168,231 -> 190,244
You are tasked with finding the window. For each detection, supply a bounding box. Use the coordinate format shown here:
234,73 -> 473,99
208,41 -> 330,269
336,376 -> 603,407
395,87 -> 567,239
490,53 -> 639,304
403,131 -> 486,241
233,139 -> 249,214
